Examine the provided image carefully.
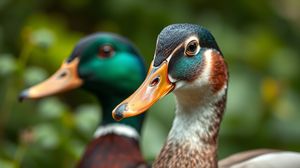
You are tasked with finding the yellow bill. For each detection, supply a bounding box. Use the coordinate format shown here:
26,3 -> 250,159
112,61 -> 175,120
19,57 -> 83,101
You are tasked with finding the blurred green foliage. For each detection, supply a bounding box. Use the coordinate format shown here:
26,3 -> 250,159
0,0 -> 300,167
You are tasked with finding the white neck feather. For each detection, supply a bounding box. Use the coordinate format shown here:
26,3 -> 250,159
93,123 -> 139,139
168,86 -> 226,146
168,103 -> 214,146
168,49 -> 226,148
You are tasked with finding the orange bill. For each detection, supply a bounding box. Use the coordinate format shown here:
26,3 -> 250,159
19,57 -> 83,101
112,60 -> 175,121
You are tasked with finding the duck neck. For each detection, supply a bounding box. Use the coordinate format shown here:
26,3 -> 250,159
98,95 -> 126,125
154,85 -> 227,168
77,95 -> 146,168
95,94 -> 145,137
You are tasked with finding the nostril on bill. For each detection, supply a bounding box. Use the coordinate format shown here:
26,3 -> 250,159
57,71 -> 67,79
113,103 -> 127,121
150,76 -> 160,87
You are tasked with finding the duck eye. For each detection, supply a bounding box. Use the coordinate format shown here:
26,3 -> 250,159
98,45 -> 115,58
185,40 -> 199,57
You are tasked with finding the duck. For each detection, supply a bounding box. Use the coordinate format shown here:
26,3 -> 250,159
19,33 -> 149,168
112,24 -> 300,168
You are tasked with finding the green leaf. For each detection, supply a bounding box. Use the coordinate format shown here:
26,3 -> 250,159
23,66 -> 48,86
37,98 -> 66,119
0,54 -> 17,76
33,124 -> 60,149
74,105 -> 100,137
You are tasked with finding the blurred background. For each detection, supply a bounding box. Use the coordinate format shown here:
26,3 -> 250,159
1,0 -> 300,167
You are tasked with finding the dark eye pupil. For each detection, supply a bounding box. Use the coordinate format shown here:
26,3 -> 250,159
103,46 -> 111,53
185,40 -> 198,56
188,42 -> 197,52
99,45 -> 114,58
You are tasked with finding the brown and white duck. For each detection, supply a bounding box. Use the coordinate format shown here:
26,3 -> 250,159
112,23 -> 300,168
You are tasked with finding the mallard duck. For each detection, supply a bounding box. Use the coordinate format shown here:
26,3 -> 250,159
112,24 -> 300,168
19,33 -> 149,168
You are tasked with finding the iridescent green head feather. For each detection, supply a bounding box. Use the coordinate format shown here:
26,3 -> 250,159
68,33 -> 146,96
20,33 -> 147,133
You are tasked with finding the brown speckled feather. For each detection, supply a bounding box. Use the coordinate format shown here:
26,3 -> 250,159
153,141 -> 217,168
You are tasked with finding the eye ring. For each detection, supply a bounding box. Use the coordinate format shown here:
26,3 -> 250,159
98,44 -> 115,58
185,40 -> 199,57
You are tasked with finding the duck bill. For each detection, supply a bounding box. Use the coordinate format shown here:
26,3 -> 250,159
112,61 -> 175,121
19,57 -> 83,101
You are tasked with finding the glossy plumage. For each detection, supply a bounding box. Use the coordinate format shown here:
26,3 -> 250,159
113,24 -> 300,168
20,33 -> 149,168
78,134 -> 146,168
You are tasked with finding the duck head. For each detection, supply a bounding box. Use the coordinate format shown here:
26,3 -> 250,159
113,24 -> 228,120
20,33 -> 146,99
20,33 -> 147,131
